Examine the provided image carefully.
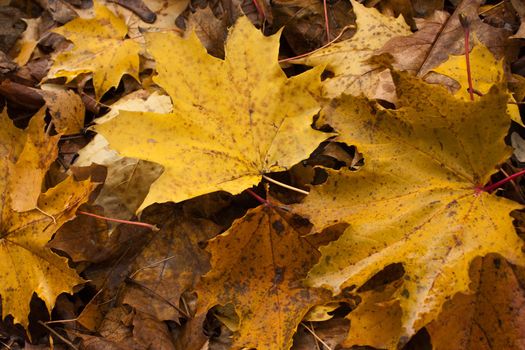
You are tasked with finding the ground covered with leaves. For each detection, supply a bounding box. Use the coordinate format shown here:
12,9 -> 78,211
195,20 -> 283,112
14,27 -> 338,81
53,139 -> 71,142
1,0 -> 525,349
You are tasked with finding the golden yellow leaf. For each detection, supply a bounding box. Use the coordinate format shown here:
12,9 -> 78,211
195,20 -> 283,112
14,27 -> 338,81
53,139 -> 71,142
293,73 -> 525,342
432,42 -> 521,125
295,0 -> 411,100
47,2 -> 141,99
0,111 -> 94,327
95,17 -> 330,208
194,205 -> 330,350
6,108 -> 59,212
12,18 -> 40,66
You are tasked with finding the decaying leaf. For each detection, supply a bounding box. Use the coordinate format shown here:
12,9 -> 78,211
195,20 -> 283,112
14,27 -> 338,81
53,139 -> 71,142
0,110 -> 93,327
194,205 -> 330,350
378,0 -> 516,76
121,205 -> 221,321
95,17 -> 330,208
40,85 -> 85,134
294,0 -> 411,101
428,255 -> 525,350
293,73 -> 525,342
47,2 -> 141,99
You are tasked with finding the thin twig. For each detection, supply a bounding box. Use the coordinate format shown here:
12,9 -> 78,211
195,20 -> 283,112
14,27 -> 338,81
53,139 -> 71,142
77,210 -> 159,231
262,175 -> 309,195
301,322 -> 333,350
129,255 -> 176,279
125,278 -> 191,318
278,26 -> 353,63
459,14 -> 475,101
38,321 -> 79,350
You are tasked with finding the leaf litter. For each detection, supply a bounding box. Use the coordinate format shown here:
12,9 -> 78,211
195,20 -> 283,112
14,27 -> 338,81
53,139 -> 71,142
1,0 -> 525,349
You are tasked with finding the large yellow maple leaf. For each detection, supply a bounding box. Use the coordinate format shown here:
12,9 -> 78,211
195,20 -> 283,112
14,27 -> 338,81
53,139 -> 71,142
295,0 -> 411,101
95,17 -> 330,208
293,73 -> 525,344
47,2 -> 140,99
0,111 -> 94,327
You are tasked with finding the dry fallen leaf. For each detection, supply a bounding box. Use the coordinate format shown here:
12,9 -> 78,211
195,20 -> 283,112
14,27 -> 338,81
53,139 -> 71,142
378,0 -> 516,76
428,255 -> 525,350
294,0 -> 411,101
95,17 -> 330,208
0,110 -> 93,327
193,205 -> 330,350
121,205 -> 221,321
293,73 -> 525,343
47,2 -> 141,99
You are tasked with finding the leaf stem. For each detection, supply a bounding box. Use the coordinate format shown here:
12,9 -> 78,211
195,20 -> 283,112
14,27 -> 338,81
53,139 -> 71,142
262,175 -> 309,195
460,14 -> 475,101
252,0 -> 265,23
245,188 -> 271,206
482,168 -> 525,193
323,0 -> 330,42
77,210 -> 159,231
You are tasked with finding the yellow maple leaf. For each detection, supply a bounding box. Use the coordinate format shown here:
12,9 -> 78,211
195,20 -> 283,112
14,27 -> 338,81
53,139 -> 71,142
295,0 -> 411,100
94,17 -> 330,208
0,110 -> 94,327
431,42 -> 522,125
46,2 -> 141,99
194,205 -> 329,350
293,72 -> 525,343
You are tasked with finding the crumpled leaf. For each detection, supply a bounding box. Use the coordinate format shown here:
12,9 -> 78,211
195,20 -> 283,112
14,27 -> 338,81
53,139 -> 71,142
292,73 -> 525,341
378,0 -> 517,76
95,17 -> 330,208
40,85 -> 85,134
0,110 -> 93,327
431,42 -> 521,125
428,255 -> 525,350
194,205 -> 330,350
294,0 -> 411,101
47,2 -> 141,99
186,6 -> 228,58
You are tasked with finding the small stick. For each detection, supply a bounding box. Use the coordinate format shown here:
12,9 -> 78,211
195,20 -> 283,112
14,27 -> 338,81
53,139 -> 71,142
77,211 -> 159,231
323,0 -> 330,42
459,14 -> 475,101
301,322 -> 333,350
279,26 -> 353,63
262,175 -> 309,195
38,321 -> 79,350
129,255 -> 176,279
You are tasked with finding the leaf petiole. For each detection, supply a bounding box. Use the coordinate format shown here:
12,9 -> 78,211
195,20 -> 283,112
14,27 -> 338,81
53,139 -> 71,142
77,210 -> 159,231
481,168 -> 525,193
262,175 -> 309,195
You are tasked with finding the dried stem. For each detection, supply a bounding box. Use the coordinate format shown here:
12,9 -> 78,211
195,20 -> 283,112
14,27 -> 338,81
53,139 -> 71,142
262,175 -> 309,195
460,14 -> 475,101
77,211 -> 159,231
323,0 -> 330,42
